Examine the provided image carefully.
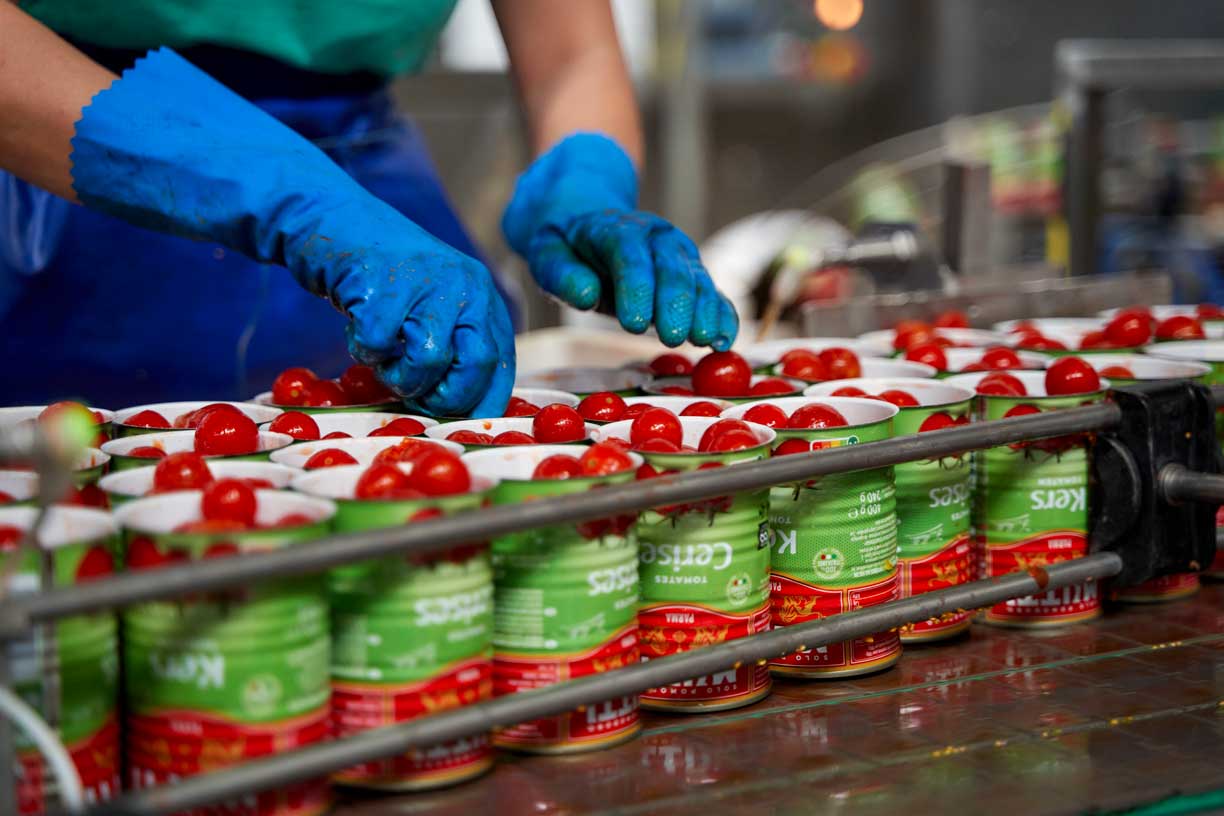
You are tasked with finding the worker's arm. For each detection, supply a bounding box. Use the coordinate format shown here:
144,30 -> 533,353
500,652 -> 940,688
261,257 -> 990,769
0,3 -> 115,200
0,6 -> 514,417
494,0 -> 738,350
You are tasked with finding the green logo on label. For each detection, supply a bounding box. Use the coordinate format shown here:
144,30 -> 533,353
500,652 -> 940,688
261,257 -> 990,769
812,548 -> 844,579
726,573 -> 752,605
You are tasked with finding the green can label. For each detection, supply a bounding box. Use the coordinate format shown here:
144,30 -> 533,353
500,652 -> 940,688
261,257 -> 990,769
768,420 -> 901,676
973,389 -> 1101,627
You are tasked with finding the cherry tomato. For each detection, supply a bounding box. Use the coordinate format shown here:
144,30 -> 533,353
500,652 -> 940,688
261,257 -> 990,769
200,478 -> 257,526
697,418 -> 754,452
492,431 -> 536,445
1018,335 -> 1067,351
532,454 -> 584,480
38,401 -> 96,426
0,491 -> 13,505
877,389 -> 919,407
1003,403 -> 1043,450
355,463 -> 415,500
276,512 -> 318,528
126,536 -> 165,569
303,448 -> 358,470
904,343 -> 948,371
577,392 -> 627,423
129,446 -> 167,459
447,430 -> 494,445
705,428 -> 759,452
749,378 -> 797,396
1196,303 -> 1223,319
301,379 -> 350,407
1113,306 -> 1152,325
959,362 -> 990,372
372,439 -> 434,464
1099,365 -> 1135,380
829,386 -> 867,397
339,364 -> 394,404
630,407 -> 683,448
918,412 -> 957,432
241,478 -> 275,490
532,404 -> 586,443
404,447 -> 471,496
893,320 -> 933,351
979,347 -> 1023,370
680,401 -> 723,417
933,310 -> 970,329
622,404 -> 652,421
634,437 -> 682,453
660,385 -> 695,396
976,372 -> 1027,397
691,351 -> 752,397
322,431 -> 352,439
74,546 -> 114,581
1155,315 -> 1206,341
503,397 -> 542,417
817,348 -> 862,379
268,411 -> 320,441
779,349 -> 828,381
59,484 -> 109,509
0,524 -> 23,551
152,452 -> 214,492
1045,357 -> 1101,396
1078,330 -> 1116,350
786,403 -> 848,429
1104,314 -> 1152,347
125,410 -> 170,429
203,542 -> 242,559
194,410 -> 260,456
743,404 -> 789,428
579,442 -> 635,476
271,367 -> 318,406
772,438 -> 812,457
649,353 -> 694,376
368,417 -> 427,437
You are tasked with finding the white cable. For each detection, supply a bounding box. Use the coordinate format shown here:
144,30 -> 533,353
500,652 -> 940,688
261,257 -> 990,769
0,684 -> 84,813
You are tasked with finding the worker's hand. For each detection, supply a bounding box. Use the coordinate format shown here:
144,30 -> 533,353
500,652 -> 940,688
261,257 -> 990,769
502,133 -> 738,350
68,48 -> 514,417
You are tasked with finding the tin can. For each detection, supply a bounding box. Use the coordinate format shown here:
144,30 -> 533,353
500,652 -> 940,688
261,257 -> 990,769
1144,341 -> 1224,579
0,507 -> 120,815
291,464 -> 495,790
112,401 -> 283,437
464,445 -> 642,751
949,371 -> 1104,627
101,430 -> 294,471
115,490 -> 337,816
724,397 -> 902,676
1078,354 -> 1211,601
0,406 -> 115,447
0,471 -> 41,505
805,380 -> 975,640
595,416 -> 775,711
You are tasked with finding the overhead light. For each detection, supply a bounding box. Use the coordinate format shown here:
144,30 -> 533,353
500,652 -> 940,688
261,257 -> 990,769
814,0 -> 863,31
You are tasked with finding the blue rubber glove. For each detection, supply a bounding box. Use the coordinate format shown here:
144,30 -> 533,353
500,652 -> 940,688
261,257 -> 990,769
69,49 -> 514,417
502,133 -> 738,350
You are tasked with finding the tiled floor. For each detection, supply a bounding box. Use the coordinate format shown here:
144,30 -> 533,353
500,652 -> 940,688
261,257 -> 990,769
337,585 -> 1224,816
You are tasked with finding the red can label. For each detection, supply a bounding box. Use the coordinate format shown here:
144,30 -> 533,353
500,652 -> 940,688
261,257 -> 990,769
982,531 -> 1101,625
128,762 -> 330,816
770,573 -> 901,674
639,602 -> 771,707
495,624 -> 639,750
1114,572 -> 1200,602
900,534 -> 974,639
332,657 -> 492,787
17,716 -> 120,816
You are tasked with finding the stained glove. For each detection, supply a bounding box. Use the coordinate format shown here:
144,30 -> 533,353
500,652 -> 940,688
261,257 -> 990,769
502,133 -> 738,350
69,48 -> 514,417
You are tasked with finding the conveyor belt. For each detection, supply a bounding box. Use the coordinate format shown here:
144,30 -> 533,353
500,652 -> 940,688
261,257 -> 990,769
336,584 -> 1224,816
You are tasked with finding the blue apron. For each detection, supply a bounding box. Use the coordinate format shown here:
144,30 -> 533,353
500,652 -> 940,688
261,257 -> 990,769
0,51 -> 515,408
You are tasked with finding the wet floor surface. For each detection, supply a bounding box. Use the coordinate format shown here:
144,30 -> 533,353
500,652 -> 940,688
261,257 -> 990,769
336,584 -> 1224,816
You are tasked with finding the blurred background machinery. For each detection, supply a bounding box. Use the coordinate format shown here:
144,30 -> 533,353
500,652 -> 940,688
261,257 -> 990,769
391,0 -> 1224,343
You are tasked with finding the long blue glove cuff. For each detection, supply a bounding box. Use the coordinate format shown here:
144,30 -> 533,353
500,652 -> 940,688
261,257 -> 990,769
501,132 -> 639,255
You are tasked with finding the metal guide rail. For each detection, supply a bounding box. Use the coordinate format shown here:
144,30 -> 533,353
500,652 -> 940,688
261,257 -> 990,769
0,381 -> 1218,816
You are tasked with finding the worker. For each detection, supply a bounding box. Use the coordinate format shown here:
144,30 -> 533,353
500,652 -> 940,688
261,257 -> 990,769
0,1 -> 738,417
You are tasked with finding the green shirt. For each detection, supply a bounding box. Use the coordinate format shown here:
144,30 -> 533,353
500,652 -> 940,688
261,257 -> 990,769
21,0 -> 460,76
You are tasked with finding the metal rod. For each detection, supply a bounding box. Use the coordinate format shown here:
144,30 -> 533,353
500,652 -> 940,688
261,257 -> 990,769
85,552 -> 1122,816
1158,464 -> 1224,506
0,402 -> 1122,638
